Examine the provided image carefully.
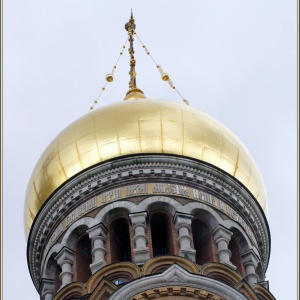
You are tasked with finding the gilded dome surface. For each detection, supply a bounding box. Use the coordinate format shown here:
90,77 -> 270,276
24,99 -> 268,238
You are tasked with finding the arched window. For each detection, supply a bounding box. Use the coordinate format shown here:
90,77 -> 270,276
107,271 -> 134,286
110,217 -> 132,263
192,218 -> 217,264
150,212 -> 174,257
44,253 -> 61,294
73,233 -> 92,283
228,236 -> 244,275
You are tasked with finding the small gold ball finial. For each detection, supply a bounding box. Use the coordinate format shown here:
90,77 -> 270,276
161,73 -> 170,81
106,74 -> 114,82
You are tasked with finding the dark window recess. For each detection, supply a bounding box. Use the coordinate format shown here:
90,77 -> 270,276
113,278 -> 124,285
150,213 -> 173,257
110,218 -> 132,263
74,234 -> 92,283
192,218 -> 214,264
153,247 -> 167,256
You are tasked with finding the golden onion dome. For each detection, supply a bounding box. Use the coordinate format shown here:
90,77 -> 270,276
24,98 -> 268,238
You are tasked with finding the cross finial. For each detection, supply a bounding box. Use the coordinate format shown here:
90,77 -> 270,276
125,10 -> 137,90
123,10 -> 146,100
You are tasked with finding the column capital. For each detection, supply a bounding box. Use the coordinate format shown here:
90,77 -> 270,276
55,247 -> 74,265
241,249 -> 260,268
129,211 -> 148,226
241,249 -> 260,286
212,225 -> 233,242
39,278 -> 55,299
173,212 -> 193,229
87,222 -> 108,240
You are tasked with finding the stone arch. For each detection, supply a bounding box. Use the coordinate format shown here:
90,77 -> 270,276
64,224 -> 90,251
101,206 -> 131,228
53,282 -> 86,300
93,200 -> 137,225
137,195 -> 183,214
142,256 -> 199,275
86,262 -> 140,293
222,218 -> 256,254
201,262 -> 243,288
61,217 -> 94,249
188,203 -> 221,230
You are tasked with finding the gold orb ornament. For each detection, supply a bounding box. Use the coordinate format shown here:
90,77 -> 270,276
106,74 -> 114,82
161,73 -> 170,81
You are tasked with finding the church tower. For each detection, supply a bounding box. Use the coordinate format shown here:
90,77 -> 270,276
24,13 -> 276,300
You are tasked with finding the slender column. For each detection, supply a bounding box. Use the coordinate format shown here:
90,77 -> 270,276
129,212 -> 150,265
174,212 -> 196,262
55,247 -> 74,289
39,278 -> 54,300
212,225 -> 236,269
241,249 -> 260,286
87,223 -> 108,274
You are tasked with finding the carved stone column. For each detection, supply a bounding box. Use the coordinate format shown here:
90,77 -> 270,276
174,212 -> 196,262
212,225 -> 236,269
87,223 -> 108,274
129,212 -> 150,265
55,247 -> 74,289
241,249 -> 260,286
39,278 -> 55,300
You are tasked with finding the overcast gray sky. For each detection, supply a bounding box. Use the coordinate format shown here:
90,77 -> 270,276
3,1 -> 297,299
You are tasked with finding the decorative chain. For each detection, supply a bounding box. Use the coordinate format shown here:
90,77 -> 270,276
89,11 -> 189,112
89,38 -> 128,112
135,33 -> 189,105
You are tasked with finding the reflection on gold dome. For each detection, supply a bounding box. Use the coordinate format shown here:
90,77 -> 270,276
24,99 -> 268,238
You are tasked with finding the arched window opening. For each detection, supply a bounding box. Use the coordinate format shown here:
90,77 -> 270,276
110,218 -> 132,263
107,271 -> 133,286
73,233 -> 92,283
192,218 -> 217,265
150,212 -> 174,257
45,253 -> 61,294
228,237 -> 244,275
